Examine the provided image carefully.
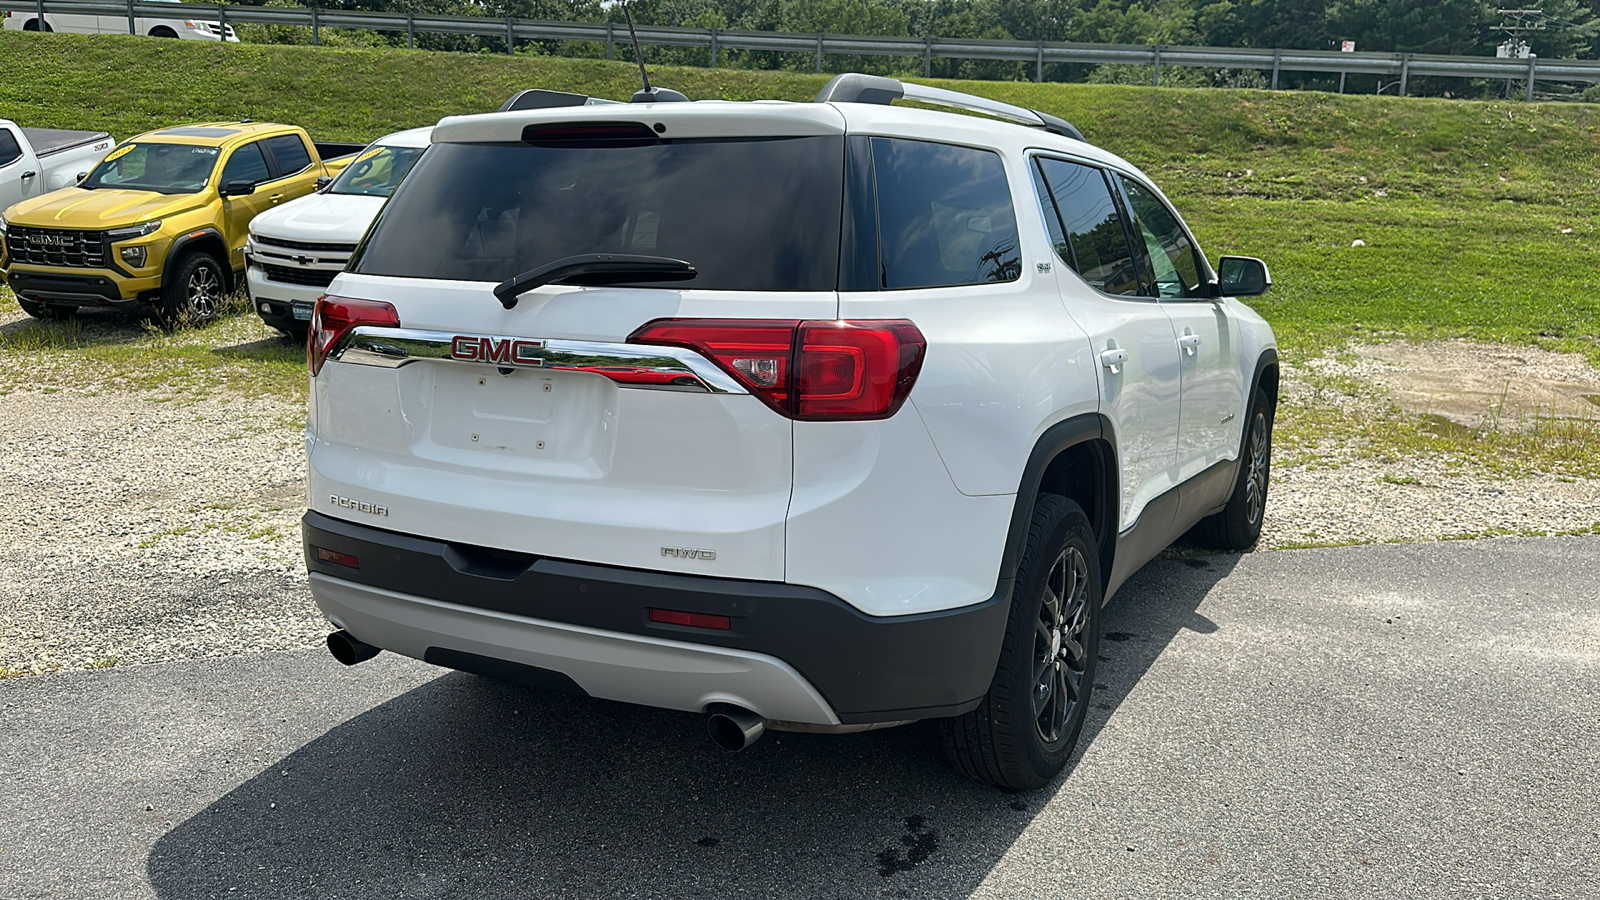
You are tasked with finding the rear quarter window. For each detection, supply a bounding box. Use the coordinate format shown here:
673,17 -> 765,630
871,138 -> 1019,290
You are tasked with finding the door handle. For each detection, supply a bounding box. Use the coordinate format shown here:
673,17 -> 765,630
269,193 -> 284,203
20,171 -> 36,179
1178,331 -> 1201,356
1099,347 -> 1127,372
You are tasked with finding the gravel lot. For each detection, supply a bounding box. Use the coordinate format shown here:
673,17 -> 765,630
2,330 -> 1597,675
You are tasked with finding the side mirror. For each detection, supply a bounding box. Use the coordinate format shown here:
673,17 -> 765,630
220,180 -> 257,198
316,175 -> 333,191
1215,256 -> 1271,297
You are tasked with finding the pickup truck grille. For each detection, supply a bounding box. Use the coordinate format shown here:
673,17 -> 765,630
258,262 -> 339,288
6,227 -> 107,269
253,235 -> 358,254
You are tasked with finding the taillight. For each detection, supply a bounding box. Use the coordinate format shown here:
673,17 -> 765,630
308,295 -> 400,376
627,319 -> 926,421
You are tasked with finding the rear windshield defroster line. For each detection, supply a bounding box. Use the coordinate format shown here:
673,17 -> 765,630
352,135 -> 845,293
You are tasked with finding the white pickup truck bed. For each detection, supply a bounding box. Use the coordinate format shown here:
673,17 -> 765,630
20,127 -> 112,158
0,119 -> 115,215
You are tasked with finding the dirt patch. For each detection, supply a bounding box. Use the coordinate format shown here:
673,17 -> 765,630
1350,340 -> 1600,427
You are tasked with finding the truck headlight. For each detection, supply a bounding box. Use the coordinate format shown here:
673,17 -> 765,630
120,246 -> 147,267
0,214 -> 8,235
106,220 -> 161,240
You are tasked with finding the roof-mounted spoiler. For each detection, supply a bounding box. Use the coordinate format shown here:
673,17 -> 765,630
499,89 -> 626,112
814,73 -> 1086,143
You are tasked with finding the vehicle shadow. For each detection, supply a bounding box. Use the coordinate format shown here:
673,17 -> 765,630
0,304 -> 150,344
144,554 -> 1241,898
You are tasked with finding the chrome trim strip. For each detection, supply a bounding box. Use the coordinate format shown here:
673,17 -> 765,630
328,326 -> 747,394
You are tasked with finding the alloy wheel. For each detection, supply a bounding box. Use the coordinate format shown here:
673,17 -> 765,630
1033,545 -> 1091,744
187,266 -> 222,320
1243,411 -> 1268,525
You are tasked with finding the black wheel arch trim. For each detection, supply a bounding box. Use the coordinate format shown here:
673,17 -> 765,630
162,228 -> 232,292
997,412 -> 1118,590
1250,347 -> 1280,408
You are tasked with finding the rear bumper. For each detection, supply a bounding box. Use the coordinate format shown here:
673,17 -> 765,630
303,511 -> 1011,724
312,573 -> 844,725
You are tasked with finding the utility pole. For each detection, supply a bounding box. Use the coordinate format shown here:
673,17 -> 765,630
1494,9 -> 1543,99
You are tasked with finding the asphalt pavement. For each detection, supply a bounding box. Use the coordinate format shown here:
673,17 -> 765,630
2,536 -> 1597,899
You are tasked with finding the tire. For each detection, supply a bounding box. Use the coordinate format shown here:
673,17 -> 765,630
1190,387 -> 1275,551
941,494 -> 1102,791
157,252 -> 228,327
149,26 -> 178,38
17,298 -> 74,321
23,18 -> 52,32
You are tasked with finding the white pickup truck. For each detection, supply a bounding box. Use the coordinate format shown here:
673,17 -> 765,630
245,126 -> 430,337
0,119 -> 113,216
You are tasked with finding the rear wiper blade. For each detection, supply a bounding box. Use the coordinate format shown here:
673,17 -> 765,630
493,253 -> 697,309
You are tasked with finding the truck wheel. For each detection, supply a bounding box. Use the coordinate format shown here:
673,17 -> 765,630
17,298 -> 74,321
940,493 -> 1102,791
1189,387 -> 1274,551
158,252 -> 228,327
149,26 -> 178,37
23,18 -> 52,31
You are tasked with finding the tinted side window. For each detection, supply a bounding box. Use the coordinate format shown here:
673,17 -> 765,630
1119,176 -> 1203,299
0,129 -> 21,168
221,142 -> 270,186
263,134 -> 312,177
1035,157 -> 1140,297
872,138 -> 1019,290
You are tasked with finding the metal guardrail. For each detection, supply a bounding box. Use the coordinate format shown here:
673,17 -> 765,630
3,0 -> 1591,100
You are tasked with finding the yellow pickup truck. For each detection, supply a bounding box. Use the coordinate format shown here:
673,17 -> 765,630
0,121 -> 362,324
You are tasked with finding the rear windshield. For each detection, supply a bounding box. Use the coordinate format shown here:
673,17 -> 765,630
353,135 -> 843,292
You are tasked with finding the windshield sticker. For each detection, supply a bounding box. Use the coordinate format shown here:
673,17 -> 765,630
354,147 -> 386,164
104,144 -> 135,163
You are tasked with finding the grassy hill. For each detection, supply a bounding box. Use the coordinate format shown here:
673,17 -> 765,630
3,30 -> 1599,363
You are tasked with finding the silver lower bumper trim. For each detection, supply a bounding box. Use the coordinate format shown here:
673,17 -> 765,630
309,573 -> 841,725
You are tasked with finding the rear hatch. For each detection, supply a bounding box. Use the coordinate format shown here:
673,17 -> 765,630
307,104 -> 848,581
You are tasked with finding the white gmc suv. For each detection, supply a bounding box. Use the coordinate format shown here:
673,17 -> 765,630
302,75 -> 1279,790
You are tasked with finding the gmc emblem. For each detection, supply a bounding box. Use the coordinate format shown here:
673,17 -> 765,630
449,335 -> 546,367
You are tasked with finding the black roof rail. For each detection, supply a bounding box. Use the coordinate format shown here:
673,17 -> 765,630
813,73 -> 1087,143
499,89 -> 624,112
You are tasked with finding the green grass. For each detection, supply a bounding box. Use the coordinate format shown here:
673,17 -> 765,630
2,30 -> 1598,473
0,288 -> 306,401
5,30 -> 1597,364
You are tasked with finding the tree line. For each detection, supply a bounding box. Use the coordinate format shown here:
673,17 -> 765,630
231,0 -> 1600,96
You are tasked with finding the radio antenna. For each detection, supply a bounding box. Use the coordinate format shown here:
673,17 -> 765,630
621,2 -> 653,98
620,1 -> 688,103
